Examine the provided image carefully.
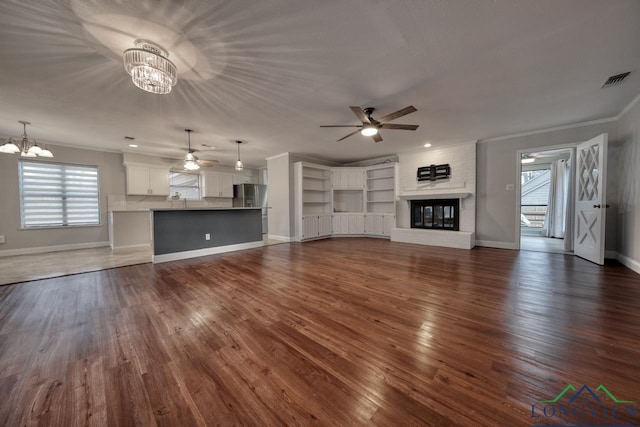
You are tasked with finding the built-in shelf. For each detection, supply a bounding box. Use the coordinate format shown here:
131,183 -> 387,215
367,188 -> 394,192
368,200 -> 394,203
367,175 -> 395,180
303,201 -> 330,204
303,188 -> 329,192
303,175 -> 329,180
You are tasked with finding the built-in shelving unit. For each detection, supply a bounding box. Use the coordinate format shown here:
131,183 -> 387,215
366,165 -> 396,213
298,164 -> 332,214
294,161 -> 398,241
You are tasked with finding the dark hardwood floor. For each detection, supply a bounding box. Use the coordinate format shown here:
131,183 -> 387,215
1,238 -> 639,426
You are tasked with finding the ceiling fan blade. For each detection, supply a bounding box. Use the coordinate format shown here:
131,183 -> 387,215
198,160 -> 219,167
350,106 -> 370,124
337,129 -> 361,142
371,133 -> 383,143
319,125 -> 362,128
380,123 -> 419,130
377,106 -> 417,123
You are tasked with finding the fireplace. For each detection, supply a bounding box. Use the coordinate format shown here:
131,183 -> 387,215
411,199 -> 459,231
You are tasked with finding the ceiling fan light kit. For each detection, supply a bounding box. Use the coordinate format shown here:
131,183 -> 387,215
360,125 -> 378,136
123,40 -> 177,95
1,121 -> 53,158
321,105 -> 418,143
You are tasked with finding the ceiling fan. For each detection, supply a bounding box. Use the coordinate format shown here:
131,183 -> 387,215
320,105 -> 419,142
174,129 -> 219,171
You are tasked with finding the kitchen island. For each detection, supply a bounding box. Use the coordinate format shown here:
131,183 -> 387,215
152,207 -> 263,263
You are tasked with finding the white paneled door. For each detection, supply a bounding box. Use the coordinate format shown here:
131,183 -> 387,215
574,133 -> 608,265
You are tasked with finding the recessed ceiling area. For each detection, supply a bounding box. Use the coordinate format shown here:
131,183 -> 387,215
1,0 -> 639,168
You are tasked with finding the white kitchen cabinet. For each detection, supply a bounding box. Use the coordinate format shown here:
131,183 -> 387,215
126,165 -> 169,196
203,172 -> 234,198
233,174 -> 258,185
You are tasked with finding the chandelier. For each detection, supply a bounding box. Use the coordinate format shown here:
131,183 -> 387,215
123,40 -> 177,95
0,121 -> 53,158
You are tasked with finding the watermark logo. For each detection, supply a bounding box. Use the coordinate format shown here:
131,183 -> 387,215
531,384 -> 638,426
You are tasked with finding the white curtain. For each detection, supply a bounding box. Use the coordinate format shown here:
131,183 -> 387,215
542,159 -> 570,238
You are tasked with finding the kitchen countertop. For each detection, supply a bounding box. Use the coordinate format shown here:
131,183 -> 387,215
151,207 -> 265,211
110,207 -> 267,212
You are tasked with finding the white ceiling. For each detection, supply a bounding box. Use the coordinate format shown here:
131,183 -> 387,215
1,0 -> 639,168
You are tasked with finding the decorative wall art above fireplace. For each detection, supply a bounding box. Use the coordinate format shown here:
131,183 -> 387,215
417,164 -> 450,181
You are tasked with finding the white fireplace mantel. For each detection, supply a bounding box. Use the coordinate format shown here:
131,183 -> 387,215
397,190 -> 471,200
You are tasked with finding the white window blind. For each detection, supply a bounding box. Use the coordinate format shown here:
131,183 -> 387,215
19,160 -> 100,228
169,172 -> 201,200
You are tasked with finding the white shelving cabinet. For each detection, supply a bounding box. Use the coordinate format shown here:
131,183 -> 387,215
295,162 -> 332,240
294,161 -> 397,241
366,164 -> 397,214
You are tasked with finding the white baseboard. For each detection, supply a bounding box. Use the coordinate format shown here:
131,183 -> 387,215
0,241 -> 110,257
616,252 -> 640,275
267,234 -> 293,242
475,240 -> 519,250
153,241 -> 264,263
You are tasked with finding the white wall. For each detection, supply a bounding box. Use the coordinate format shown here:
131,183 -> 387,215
617,99 -> 640,270
0,144 -> 126,253
397,142 -> 477,232
476,120 -> 619,250
267,153 -> 292,240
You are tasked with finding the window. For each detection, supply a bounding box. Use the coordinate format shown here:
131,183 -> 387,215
19,160 -> 100,228
169,172 -> 201,200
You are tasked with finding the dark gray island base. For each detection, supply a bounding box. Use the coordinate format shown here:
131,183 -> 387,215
152,208 -> 263,263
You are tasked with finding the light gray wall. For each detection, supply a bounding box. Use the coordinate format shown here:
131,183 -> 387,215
267,153 -> 292,239
476,120 -> 619,251
0,144 -> 125,252
617,100 -> 640,265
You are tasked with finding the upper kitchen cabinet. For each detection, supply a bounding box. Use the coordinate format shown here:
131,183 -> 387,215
203,172 -> 234,198
126,165 -> 170,196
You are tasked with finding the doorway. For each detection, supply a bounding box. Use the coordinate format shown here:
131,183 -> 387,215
519,148 -> 573,254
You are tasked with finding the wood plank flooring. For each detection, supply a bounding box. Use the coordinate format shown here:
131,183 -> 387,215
1,238 -> 639,426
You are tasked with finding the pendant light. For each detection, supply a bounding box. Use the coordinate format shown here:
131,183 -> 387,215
183,129 -> 200,171
1,121 -> 53,158
235,140 -> 243,171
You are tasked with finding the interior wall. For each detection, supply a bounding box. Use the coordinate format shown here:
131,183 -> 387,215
266,153 -> 292,240
476,120 -> 619,250
0,144 -> 125,252
617,99 -> 640,268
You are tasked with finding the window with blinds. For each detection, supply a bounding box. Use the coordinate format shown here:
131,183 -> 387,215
19,160 -> 100,228
169,172 -> 201,200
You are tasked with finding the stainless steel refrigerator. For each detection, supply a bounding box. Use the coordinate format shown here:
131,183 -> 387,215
233,184 -> 268,234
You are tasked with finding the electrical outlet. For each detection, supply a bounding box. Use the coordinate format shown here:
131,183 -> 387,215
0,235 -> 5,244
205,233 -> 211,241
506,184 -> 515,191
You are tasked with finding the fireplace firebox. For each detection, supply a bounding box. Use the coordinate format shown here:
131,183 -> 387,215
411,199 -> 459,231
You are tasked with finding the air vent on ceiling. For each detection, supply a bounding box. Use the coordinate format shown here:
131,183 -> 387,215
124,136 -> 135,140
602,72 -> 631,88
